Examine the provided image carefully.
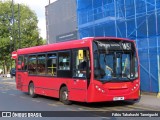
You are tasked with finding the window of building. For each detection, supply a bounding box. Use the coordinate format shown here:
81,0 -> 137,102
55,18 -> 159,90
47,53 -> 57,76
28,55 -> 37,74
58,51 -> 70,70
37,54 -> 46,75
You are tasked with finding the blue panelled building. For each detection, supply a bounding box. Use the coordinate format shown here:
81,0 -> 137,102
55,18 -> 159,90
46,0 -> 160,95
77,0 -> 160,95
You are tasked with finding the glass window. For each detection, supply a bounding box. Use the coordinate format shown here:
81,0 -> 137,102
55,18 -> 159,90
116,53 -> 122,77
18,56 -> 24,70
37,54 -> 46,75
134,54 -> 138,78
73,49 -> 90,78
93,40 -> 138,82
104,54 -> 114,77
28,55 -> 37,74
47,53 -> 57,76
122,54 -> 131,78
58,52 -> 70,70
23,56 -> 28,71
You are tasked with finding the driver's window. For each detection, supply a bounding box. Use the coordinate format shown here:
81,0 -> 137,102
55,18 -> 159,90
73,49 -> 90,78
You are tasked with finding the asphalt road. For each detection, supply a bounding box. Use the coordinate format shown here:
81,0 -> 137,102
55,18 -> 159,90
0,77 -> 159,120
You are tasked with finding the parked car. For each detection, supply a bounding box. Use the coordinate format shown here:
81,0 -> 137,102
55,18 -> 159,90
10,68 -> 16,77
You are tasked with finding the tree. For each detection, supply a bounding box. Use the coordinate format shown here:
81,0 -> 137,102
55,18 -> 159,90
0,0 -> 45,74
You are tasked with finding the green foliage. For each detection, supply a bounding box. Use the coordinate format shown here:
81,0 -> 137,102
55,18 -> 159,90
0,0 -> 45,73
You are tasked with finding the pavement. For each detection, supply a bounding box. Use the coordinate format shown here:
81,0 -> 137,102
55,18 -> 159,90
0,76 -> 160,110
136,92 -> 160,110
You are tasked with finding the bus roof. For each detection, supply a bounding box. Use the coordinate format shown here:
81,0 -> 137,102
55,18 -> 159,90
17,37 -> 133,55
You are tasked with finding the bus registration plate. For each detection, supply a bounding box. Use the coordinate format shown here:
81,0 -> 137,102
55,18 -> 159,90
113,97 -> 124,101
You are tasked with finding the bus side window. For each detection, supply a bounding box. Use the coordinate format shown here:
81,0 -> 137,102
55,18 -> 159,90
37,54 -> 46,75
47,53 -> 57,76
58,52 -> 70,70
23,56 -> 28,71
28,55 -> 37,74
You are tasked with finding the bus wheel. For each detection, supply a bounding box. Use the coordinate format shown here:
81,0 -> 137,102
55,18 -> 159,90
60,87 -> 72,105
28,83 -> 37,98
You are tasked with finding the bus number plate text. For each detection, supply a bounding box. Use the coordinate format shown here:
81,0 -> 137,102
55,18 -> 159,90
113,97 -> 124,101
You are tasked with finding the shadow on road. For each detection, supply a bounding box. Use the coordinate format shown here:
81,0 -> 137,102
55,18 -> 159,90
21,92 -> 135,108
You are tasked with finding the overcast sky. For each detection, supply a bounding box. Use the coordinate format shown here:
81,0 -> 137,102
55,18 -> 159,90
14,0 -> 57,39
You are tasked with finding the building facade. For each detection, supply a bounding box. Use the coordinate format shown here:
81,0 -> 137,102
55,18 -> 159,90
45,0 -> 78,43
77,0 -> 160,94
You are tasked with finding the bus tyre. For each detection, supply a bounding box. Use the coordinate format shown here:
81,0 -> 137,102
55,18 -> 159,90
29,83 -> 37,98
60,87 -> 72,105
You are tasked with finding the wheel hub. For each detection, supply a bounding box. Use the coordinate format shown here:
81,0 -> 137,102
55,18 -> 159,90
62,91 -> 68,100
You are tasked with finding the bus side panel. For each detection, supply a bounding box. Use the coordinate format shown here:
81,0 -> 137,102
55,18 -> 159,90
16,71 -> 29,92
27,76 -> 67,98
27,77 -> 88,102
68,79 -> 87,102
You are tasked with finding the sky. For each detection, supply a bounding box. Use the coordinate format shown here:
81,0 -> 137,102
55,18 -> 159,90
14,0 -> 57,39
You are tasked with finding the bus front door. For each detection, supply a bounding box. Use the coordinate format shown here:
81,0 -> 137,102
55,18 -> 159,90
69,49 -> 89,102
69,78 -> 87,102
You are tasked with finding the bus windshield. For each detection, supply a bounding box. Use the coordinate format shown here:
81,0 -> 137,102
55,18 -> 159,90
93,40 -> 138,83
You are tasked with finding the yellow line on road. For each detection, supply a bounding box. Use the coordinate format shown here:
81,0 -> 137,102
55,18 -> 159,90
93,108 -> 110,111
127,105 -> 155,111
77,106 -> 94,111
91,106 -> 133,111
85,107 -> 94,110
81,106 -> 133,111
48,103 -> 57,107
108,106 -> 135,111
101,107 -> 122,111
78,107 -> 109,111
32,99 -> 41,103
55,102 -> 63,105
67,108 -> 75,111
78,108 -> 86,110
20,96 -> 26,99
78,105 -> 157,111
101,117 -> 111,120
2,82 -> 16,85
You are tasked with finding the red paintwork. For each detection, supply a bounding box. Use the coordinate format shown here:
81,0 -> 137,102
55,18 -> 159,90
15,37 -> 140,103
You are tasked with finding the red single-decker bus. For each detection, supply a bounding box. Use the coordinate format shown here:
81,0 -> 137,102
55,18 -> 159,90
12,37 -> 140,104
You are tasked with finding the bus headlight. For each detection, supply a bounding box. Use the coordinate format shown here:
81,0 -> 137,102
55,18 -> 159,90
132,84 -> 139,91
95,85 -> 105,93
